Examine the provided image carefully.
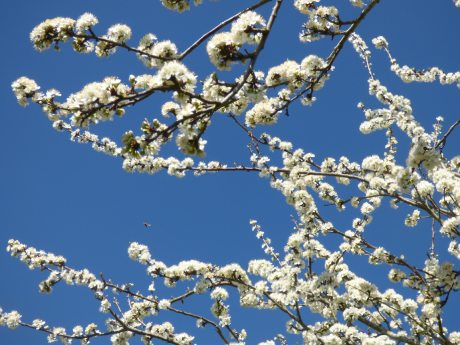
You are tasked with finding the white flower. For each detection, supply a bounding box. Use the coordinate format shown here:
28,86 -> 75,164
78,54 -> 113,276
448,241 -> 460,260
151,41 -> 178,63
31,319 -> 46,330
158,299 -> 171,310
1,311 -> 22,329
369,247 -> 389,265
72,325 -> 83,337
300,55 -> 326,77
343,307 -> 365,322
207,32 -> 241,70
128,242 -> 152,264
372,36 -> 388,49
30,17 -> 75,51
11,77 -> 40,106
238,329 -> 247,341
266,60 -> 303,89
449,331 -> 460,344
388,269 -> 406,282
412,180 -> 434,198
173,332 -> 194,345
137,36 -> 178,68
299,5 -> 339,42
441,216 -> 460,236
350,0 -> 365,7
85,323 -> 98,334
349,33 -> 370,60
99,298 -> 111,313
157,61 -> 197,92
294,0 -> 320,15
160,0 -> 202,12
75,13 -> 98,32
245,98 -> 280,127
404,209 -> 420,227
107,24 -> 132,43
210,287 -> 229,300
360,202 -> 375,215
196,318 -> 205,328
231,11 -> 266,44
63,77 -> 131,127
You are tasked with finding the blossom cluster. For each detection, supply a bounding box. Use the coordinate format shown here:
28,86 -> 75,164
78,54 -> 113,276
160,0 -> 203,13
12,6 -> 336,162
295,0 -> 341,42
137,34 -> 178,68
0,310 -> 22,329
207,11 -> 266,70
371,35 -> 460,88
29,12 -> 181,66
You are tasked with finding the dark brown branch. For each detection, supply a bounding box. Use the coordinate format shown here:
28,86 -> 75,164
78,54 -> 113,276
435,118 -> 460,149
179,0 -> 273,59
166,306 -> 230,344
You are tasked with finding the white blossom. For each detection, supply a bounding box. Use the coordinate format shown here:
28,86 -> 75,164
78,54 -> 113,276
75,13 -> 98,32
158,299 -> 171,310
372,36 -> 388,49
231,11 -> 266,44
11,77 -> 40,106
207,32 -> 241,70
210,287 -> 229,300
404,209 -> 420,227
160,0 -> 202,12
128,242 -> 152,264
107,24 -> 132,43
0,311 -> 22,329
30,17 -> 75,51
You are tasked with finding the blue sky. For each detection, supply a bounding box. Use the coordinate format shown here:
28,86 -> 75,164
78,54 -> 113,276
1,1 -> 459,344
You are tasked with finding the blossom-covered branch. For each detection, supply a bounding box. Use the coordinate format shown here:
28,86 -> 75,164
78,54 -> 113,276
6,0 -> 460,344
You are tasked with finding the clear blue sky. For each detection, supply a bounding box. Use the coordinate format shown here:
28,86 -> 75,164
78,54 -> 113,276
1,1 -> 459,344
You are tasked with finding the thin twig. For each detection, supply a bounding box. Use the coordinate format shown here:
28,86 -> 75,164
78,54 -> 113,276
435,118 -> 460,149
179,0 -> 273,59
